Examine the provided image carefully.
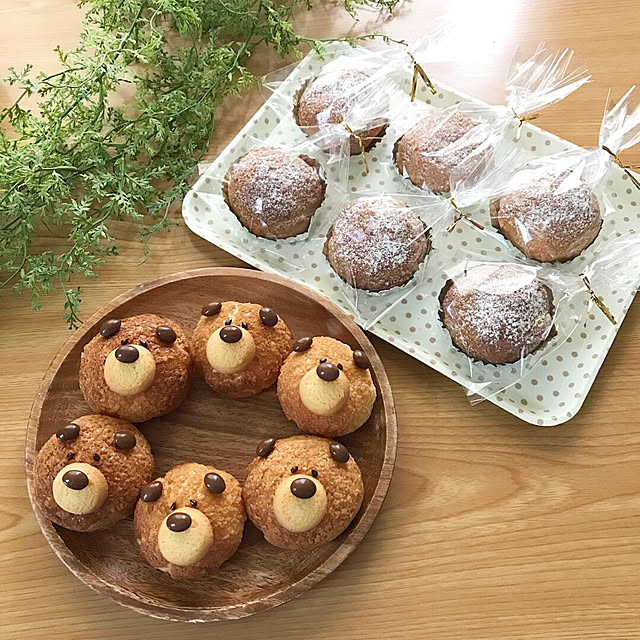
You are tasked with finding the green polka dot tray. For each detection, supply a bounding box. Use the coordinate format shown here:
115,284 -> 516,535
183,43 -> 637,426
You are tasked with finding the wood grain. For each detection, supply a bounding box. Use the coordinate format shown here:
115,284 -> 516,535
2,0 -> 640,638
24,268 -> 396,621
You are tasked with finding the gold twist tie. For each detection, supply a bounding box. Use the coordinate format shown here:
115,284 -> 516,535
341,122 -> 383,174
511,108 -> 540,131
408,51 -> 436,101
446,198 -> 485,233
601,145 -> 640,191
581,274 -> 616,325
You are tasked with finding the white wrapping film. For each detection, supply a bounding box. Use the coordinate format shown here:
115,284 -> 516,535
183,42 -> 639,426
434,252 -> 583,404
457,89 -> 640,268
314,191 -> 449,329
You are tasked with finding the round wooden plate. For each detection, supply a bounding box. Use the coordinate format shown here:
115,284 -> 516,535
25,268 -> 397,622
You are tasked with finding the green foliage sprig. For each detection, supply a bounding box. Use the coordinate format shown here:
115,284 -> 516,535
0,0 -> 399,327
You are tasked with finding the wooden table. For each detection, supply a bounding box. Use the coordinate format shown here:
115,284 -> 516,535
2,1 -> 640,638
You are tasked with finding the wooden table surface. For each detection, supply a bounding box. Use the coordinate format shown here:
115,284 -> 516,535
2,1 -> 640,638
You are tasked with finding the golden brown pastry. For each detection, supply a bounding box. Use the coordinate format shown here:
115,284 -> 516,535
223,147 -> 326,239
441,263 -> 554,365
134,463 -> 246,579
243,435 -> 363,549
192,301 -> 291,397
324,197 -> 430,291
294,70 -> 387,155
277,336 -> 376,437
490,178 -> 602,262
394,110 -> 483,193
32,414 -> 153,532
79,314 -> 192,423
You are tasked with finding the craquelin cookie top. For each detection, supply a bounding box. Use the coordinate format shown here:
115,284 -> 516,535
79,314 -> 192,423
134,462 -> 246,579
277,336 -> 376,437
33,414 -> 153,531
243,435 -> 364,549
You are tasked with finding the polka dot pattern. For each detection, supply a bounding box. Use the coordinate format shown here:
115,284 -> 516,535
183,42 -> 636,427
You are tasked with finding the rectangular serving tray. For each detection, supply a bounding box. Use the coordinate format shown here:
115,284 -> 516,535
183,43 -> 638,426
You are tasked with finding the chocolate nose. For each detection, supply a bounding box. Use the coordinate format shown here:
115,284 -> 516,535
166,512 -> 192,532
115,344 -> 140,363
290,477 -> 317,499
316,362 -> 339,381
62,469 -> 89,490
219,325 -> 243,343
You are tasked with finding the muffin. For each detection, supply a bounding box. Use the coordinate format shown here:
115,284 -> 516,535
490,177 -> 602,262
79,314 -> 192,423
134,463 -> 246,579
277,336 -> 376,437
223,147 -> 326,239
294,70 -> 388,155
324,197 -> 430,292
441,263 -> 554,365
243,435 -> 364,549
395,110 -> 484,193
32,414 -> 153,532
192,301 -> 291,397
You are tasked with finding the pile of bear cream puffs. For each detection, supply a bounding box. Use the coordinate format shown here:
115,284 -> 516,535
33,301 -> 377,579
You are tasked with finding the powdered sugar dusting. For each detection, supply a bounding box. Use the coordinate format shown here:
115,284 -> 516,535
445,264 -> 553,357
493,174 -> 600,251
226,147 -> 324,232
325,197 -> 429,291
298,70 -> 370,126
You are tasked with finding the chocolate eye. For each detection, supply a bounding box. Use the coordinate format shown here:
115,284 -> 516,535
241,322 -> 248,329
170,501 -> 177,511
256,437 -> 276,458
319,358 -> 327,363
120,338 -> 129,345
330,442 -> 350,463
190,499 -> 198,507
139,339 -> 148,349
113,432 -> 136,450
156,325 -> 177,343
100,318 -> 121,338
353,349 -> 370,369
290,465 -> 299,474
259,307 -> 278,326
311,469 -> 319,478
57,423 -> 80,442
141,481 -> 162,502
202,301 -> 222,316
93,453 -> 101,462
337,363 -> 343,371
224,318 -> 232,326
204,472 -> 226,494
66,451 -> 75,461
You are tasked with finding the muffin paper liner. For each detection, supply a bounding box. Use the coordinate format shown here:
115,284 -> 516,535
183,42 -> 640,426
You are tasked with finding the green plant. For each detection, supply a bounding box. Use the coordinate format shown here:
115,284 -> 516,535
0,0 -> 399,327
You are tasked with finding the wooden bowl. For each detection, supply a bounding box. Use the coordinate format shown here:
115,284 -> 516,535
25,268 -> 397,622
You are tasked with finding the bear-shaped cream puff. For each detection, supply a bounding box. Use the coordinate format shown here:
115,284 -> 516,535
191,301 -> 291,397
79,314 -> 192,423
134,463 -> 246,579
32,414 -> 154,532
277,336 -> 377,437
243,435 -> 363,549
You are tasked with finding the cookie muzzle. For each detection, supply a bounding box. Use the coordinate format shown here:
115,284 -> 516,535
157,507 -> 214,567
52,463 -> 108,515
